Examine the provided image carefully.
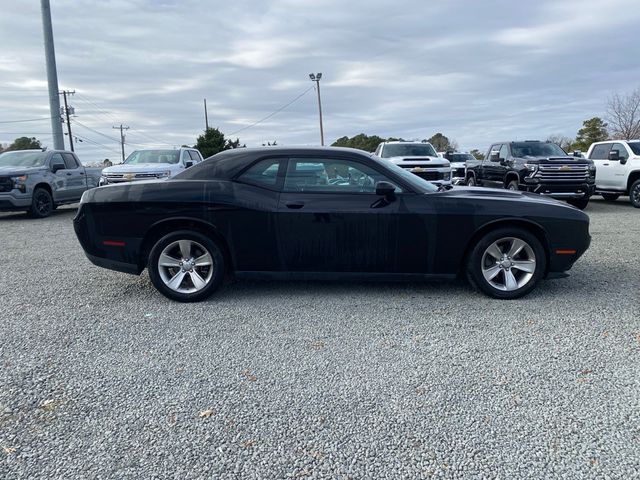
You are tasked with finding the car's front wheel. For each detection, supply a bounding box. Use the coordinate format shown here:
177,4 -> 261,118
630,180 -> 640,208
467,228 -> 546,299
29,188 -> 54,218
148,230 -> 225,302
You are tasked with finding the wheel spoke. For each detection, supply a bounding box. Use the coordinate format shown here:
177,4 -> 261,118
159,253 -> 181,267
167,270 -> 186,290
193,252 -> 212,266
482,264 -> 501,282
511,260 -> 535,273
189,270 -> 207,290
507,238 -> 526,258
486,242 -> 503,260
178,240 -> 191,259
504,270 -> 518,291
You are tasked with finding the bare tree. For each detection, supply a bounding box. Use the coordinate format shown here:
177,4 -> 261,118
607,88 -> 640,139
546,134 -> 573,151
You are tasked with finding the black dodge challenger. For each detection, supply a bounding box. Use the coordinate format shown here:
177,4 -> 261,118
74,147 -> 591,302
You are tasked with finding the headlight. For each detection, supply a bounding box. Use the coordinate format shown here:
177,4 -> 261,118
524,163 -> 538,172
589,165 -> 596,173
99,176 -> 108,186
11,174 -> 28,192
157,171 -> 171,179
442,171 -> 451,180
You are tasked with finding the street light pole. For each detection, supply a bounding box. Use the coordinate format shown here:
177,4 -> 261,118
309,73 -> 324,146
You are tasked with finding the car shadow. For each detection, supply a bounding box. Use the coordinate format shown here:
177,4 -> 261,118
0,207 -> 78,221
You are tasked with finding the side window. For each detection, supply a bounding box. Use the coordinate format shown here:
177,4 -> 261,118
590,143 -> 612,160
487,144 -> 501,161
62,153 -> 78,169
50,153 -> 65,169
181,150 -> 192,163
188,150 -> 200,162
499,144 -> 509,160
284,158 -> 403,193
611,143 -> 629,161
237,158 -> 281,188
374,145 -> 381,156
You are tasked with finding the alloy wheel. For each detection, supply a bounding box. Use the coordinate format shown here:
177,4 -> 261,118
157,239 -> 214,294
481,237 -> 536,291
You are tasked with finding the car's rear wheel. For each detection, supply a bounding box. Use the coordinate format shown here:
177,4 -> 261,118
506,179 -> 519,191
467,228 -> 546,299
148,230 -> 225,302
567,197 -> 589,210
601,193 -> 620,202
29,188 -> 53,218
630,180 -> 640,208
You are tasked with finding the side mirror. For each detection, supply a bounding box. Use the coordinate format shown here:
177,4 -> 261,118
51,162 -> 65,173
184,160 -> 193,168
490,151 -> 500,162
573,150 -> 582,157
375,181 -> 396,201
608,150 -> 620,161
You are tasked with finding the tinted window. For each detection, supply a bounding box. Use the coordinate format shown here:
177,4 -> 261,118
50,153 -> 65,168
0,151 -> 47,167
237,158 -> 281,188
188,150 -> 200,161
511,142 -> 566,157
628,142 -> 640,155
590,143 -> 611,160
488,145 -> 501,160
124,150 -> 180,165
62,153 -> 78,169
451,153 -> 474,162
499,144 -> 509,159
284,158 -> 402,193
611,143 -> 629,160
380,143 -> 437,158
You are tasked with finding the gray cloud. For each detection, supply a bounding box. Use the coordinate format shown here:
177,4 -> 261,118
1,0 -> 639,160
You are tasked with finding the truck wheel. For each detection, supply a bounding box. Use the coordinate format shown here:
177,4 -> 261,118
601,193 -> 620,202
29,188 -> 54,218
630,180 -> 640,208
466,175 -> 477,187
567,197 -> 589,210
506,179 -> 519,191
466,227 -> 545,300
148,230 -> 225,302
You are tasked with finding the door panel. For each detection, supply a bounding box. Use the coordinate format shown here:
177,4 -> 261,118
590,143 -> 614,188
49,153 -> 70,201
62,153 -> 86,200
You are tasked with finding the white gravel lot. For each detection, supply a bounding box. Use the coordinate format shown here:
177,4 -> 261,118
0,198 -> 639,479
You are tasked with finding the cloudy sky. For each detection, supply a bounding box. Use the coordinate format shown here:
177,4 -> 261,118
1,0 -> 639,161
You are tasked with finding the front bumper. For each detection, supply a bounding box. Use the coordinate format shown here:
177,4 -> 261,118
522,180 -> 596,199
0,192 -> 32,211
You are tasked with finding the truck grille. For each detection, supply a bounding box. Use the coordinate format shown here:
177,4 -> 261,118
536,164 -> 590,182
402,168 -> 445,181
0,177 -> 13,192
104,172 -> 160,182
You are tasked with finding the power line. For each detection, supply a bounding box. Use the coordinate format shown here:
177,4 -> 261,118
228,85 -> 314,136
73,132 -> 122,155
0,116 -> 58,124
73,119 -> 120,143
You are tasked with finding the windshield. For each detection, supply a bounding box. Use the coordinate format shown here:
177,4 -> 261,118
381,143 -> 437,158
124,150 -> 180,165
450,153 -> 474,162
0,151 -> 47,168
628,142 -> 640,155
511,142 -> 567,158
370,155 -> 439,193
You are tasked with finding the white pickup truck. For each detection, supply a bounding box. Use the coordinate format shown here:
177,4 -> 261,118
585,140 -> 640,208
374,141 -> 451,186
99,147 -> 204,186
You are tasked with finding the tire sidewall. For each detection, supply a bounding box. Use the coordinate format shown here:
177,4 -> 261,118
467,227 -> 546,299
506,179 -> 518,191
148,230 -> 225,302
30,188 -> 53,218
630,180 -> 640,208
467,175 -> 476,187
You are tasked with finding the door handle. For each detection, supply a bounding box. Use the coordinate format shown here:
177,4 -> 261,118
285,201 -> 305,209
603,163 -> 609,166
66,172 -> 72,176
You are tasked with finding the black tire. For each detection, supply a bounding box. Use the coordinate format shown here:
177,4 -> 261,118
466,175 -> 477,187
29,188 -> 54,218
466,227 -> 546,300
506,179 -> 519,191
630,180 -> 640,208
601,193 -> 620,202
567,197 -> 590,210
147,230 -> 225,302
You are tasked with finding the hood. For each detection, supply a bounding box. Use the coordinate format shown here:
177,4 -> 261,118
437,186 -> 579,208
387,156 -> 450,165
102,163 -> 176,174
0,165 -> 46,176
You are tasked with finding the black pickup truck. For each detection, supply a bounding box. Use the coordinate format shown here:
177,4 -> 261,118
465,141 -> 596,209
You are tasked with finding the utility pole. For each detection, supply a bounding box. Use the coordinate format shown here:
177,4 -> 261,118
40,0 -> 64,150
112,124 -> 129,162
309,73 -> 325,146
203,98 -> 209,131
59,90 -> 75,151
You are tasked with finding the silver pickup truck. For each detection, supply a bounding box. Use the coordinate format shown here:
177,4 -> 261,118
0,149 -> 102,218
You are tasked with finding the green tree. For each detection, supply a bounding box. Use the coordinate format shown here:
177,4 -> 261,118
573,117 -> 609,152
332,133 -> 387,152
424,133 -> 457,152
194,128 -> 244,158
469,149 -> 484,160
6,136 -> 42,151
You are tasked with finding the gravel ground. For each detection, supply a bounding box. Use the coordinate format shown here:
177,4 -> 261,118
1,198 -> 639,479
